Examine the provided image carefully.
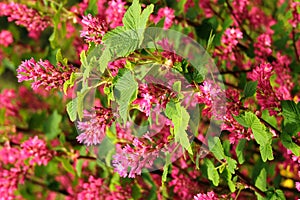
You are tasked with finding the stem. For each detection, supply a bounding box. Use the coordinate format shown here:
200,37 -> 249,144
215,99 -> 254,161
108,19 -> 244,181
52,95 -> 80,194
26,176 -> 70,196
292,28 -> 300,63
235,171 -> 266,198
225,0 -> 254,43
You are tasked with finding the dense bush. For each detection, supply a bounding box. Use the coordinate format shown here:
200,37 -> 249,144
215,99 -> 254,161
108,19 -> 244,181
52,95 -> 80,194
0,0 -> 299,199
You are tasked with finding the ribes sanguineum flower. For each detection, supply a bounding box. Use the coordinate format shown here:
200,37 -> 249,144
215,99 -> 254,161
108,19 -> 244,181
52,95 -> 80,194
289,1 -> 300,28
112,138 -> 159,178
194,191 -> 219,200
21,136 -> 53,166
248,63 -> 281,116
0,2 -> 50,36
76,108 -> 114,146
105,0 -> 126,28
254,33 -> 273,61
0,30 -> 13,47
80,14 -> 108,44
0,89 -> 20,119
151,7 -> 175,29
17,58 -> 76,91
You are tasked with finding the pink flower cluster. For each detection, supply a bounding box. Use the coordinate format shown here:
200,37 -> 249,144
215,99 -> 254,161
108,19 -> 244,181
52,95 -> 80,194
254,33 -> 273,61
194,191 -> 219,200
289,1 -> 300,28
221,28 -> 243,54
0,2 -> 50,37
0,30 -> 13,47
198,0 -> 218,18
75,176 -> 132,200
21,136 -> 53,166
80,14 -> 108,44
105,0 -> 126,28
151,7 -> 175,29
77,107 -> 114,146
248,63 -> 281,116
17,58 -> 76,91
0,89 -> 20,119
0,136 -> 52,199
112,138 -> 159,178
197,80 -> 226,120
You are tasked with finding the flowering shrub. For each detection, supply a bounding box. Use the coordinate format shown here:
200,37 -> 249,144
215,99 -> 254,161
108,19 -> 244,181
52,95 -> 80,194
0,0 -> 299,199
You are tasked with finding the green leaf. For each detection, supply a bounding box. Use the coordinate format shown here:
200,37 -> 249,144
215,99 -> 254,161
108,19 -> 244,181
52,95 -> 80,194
55,157 -> 76,176
99,0 -> 153,73
114,71 -> 138,124
208,136 -> 226,160
43,110 -> 62,139
243,81 -> 257,98
236,139 -> 246,164
56,49 -> 68,66
75,159 -> 84,177
225,156 -> 237,174
281,100 -> 300,136
162,153 -> 171,183
235,112 -> 273,162
280,132 -> 300,156
205,159 -> 219,186
255,167 -> 267,199
165,101 -> 192,154
66,98 -> 77,122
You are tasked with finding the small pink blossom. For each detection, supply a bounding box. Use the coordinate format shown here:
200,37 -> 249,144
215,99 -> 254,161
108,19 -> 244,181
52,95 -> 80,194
0,2 -> 50,37
17,58 -> 76,91
296,182 -> 300,192
194,191 -> 219,200
248,63 -> 281,116
21,136 -> 53,166
80,14 -> 108,44
76,108 -> 114,146
0,30 -> 13,47
289,1 -> 300,28
105,0 -> 126,28
151,7 -> 175,29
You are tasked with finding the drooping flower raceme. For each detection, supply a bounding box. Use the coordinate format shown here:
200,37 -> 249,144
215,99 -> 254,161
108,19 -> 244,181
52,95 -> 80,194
76,108 -> 114,146
80,14 -> 108,44
0,30 -> 13,47
248,63 -> 281,116
105,0 -> 126,28
20,136 -> 53,166
151,7 -> 175,29
17,58 -> 76,91
0,2 -> 50,35
194,191 -> 219,200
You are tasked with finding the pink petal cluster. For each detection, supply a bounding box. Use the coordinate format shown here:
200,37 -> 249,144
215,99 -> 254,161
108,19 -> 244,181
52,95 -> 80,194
221,28 -> 243,54
0,89 -> 20,119
248,63 -> 281,116
108,59 -> 126,76
112,138 -> 159,178
17,58 -> 76,91
254,33 -> 273,62
272,52 -> 294,100
215,28 -> 243,65
169,164 -> 201,199
80,14 -> 108,44
0,166 -> 26,200
289,1 -> 300,28
133,83 -> 174,116
0,2 -> 50,34
76,176 -> 105,200
77,108 -> 114,146
194,191 -> 219,200
198,0 -> 218,18
75,176 -> 132,200
248,6 -> 276,31
151,7 -> 175,29
157,38 -> 183,65
221,89 -> 252,144
232,0 -> 249,22
197,80 -> 226,120
105,0 -> 126,28
0,30 -> 13,47
21,136 -> 53,166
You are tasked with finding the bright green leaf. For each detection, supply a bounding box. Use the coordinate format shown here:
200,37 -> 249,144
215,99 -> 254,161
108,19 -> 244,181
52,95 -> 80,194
205,159 -> 219,186
43,110 -> 62,139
